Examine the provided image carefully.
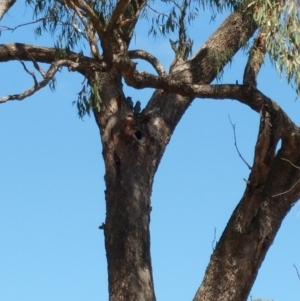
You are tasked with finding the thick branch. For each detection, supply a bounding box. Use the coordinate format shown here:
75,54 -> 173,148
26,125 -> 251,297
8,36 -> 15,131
128,50 -> 166,76
243,29 -> 267,86
0,43 -> 100,75
0,0 -> 16,20
138,2 -> 257,147
185,3 -> 257,84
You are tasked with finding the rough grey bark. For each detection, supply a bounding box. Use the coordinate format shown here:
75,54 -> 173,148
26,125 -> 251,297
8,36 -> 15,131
91,5 -> 258,301
91,69 -> 158,301
1,1 -> 300,301
193,103 -> 300,301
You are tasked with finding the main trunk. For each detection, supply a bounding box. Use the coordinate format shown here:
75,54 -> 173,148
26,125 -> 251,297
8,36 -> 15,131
92,69 -> 160,301
103,141 -> 156,301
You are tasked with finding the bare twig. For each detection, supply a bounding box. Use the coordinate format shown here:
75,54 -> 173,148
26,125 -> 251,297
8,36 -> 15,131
19,61 -> 38,86
293,264 -> 300,280
128,50 -> 166,76
228,115 -> 252,170
145,3 -> 179,27
25,52 -> 46,77
0,60 -> 80,103
272,179 -> 300,198
281,158 -> 300,170
0,18 -> 48,32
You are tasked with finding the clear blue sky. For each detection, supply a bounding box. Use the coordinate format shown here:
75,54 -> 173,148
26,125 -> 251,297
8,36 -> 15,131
1,2 -> 300,301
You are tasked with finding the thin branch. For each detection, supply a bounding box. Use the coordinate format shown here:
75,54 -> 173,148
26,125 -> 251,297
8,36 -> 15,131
228,115 -> 252,170
69,0 -> 105,39
128,50 -> 166,76
67,1 -> 101,59
19,61 -> 38,86
272,179 -> 300,198
0,18 -> 48,32
293,264 -> 300,280
271,158 -> 300,197
0,60 -> 81,103
211,227 -> 216,251
145,3 -> 178,26
24,50 -> 46,77
281,158 -> 300,170
168,0 -> 181,10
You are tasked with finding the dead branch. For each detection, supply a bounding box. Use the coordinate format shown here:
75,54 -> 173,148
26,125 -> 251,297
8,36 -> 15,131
128,50 -> 166,76
228,115 -> 252,170
0,60 -> 81,103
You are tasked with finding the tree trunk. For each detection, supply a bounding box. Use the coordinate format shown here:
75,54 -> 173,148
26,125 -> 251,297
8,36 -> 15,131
93,69 -> 158,301
103,140 -> 156,301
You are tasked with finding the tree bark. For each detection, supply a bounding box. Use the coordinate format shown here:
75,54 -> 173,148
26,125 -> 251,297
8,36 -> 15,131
91,5 -> 259,301
193,104 -> 300,301
0,0 -> 16,20
92,69 -> 159,301
2,2 -> 298,301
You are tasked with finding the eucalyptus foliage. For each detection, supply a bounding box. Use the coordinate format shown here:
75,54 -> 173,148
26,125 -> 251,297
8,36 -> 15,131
252,0 -> 300,94
26,0 -> 300,114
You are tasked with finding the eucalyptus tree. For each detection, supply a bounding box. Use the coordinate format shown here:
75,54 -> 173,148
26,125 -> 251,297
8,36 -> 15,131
1,1 -> 300,301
